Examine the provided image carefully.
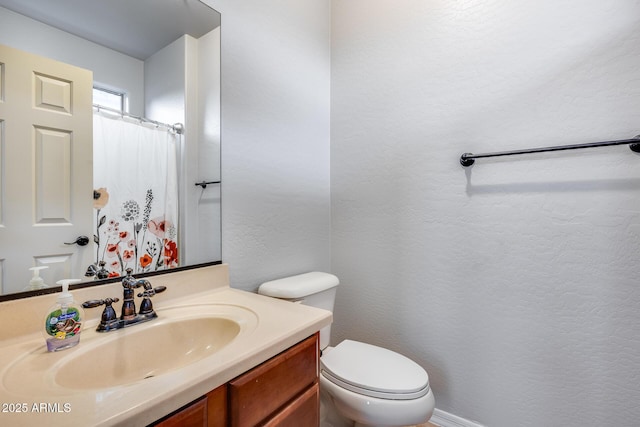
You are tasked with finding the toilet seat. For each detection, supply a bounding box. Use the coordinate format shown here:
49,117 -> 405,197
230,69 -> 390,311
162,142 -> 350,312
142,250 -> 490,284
320,340 -> 430,400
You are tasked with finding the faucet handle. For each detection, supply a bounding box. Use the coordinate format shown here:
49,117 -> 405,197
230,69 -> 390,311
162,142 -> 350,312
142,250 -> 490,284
137,286 -> 166,315
82,297 -> 120,331
82,297 -> 120,308
136,286 -> 166,298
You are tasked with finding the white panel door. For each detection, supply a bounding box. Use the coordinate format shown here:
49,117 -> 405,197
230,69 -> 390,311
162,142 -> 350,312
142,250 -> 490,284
0,44 -> 93,294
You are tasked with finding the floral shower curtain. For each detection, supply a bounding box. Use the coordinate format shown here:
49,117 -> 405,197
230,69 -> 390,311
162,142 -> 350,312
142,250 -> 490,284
92,111 -> 179,277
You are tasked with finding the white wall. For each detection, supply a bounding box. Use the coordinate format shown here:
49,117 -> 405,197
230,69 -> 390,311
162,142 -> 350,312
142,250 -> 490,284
194,27 -> 222,264
176,1 -> 640,425
203,0 -> 332,289
145,36 -> 187,126
331,1 -> 640,427
145,31 -> 222,266
0,7 -> 144,115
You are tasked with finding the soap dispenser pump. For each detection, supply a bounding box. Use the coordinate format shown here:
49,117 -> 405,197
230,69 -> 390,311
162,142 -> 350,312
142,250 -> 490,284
43,279 -> 83,352
26,266 -> 49,291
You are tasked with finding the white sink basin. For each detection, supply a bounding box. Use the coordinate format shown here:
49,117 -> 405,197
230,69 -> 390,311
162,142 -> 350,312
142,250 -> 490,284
2,304 -> 258,394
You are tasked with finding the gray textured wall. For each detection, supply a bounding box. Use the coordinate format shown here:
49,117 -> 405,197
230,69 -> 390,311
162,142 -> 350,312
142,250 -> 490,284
331,1 -> 640,426
209,0 -> 332,290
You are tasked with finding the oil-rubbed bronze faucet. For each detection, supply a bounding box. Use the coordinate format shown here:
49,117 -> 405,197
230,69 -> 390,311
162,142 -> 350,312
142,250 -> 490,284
83,268 -> 166,332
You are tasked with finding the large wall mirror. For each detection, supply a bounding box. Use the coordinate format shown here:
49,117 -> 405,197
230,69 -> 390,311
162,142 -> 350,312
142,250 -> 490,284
0,0 -> 221,300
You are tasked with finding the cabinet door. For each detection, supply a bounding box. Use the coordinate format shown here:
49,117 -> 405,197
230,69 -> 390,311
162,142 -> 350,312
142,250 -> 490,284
152,384 -> 226,427
229,334 -> 319,427
207,384 -> 227,427
154,397 -> 207,427
263,383 -> 319,427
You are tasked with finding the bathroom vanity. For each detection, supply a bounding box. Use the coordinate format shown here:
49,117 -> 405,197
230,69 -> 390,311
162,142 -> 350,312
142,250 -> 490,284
155,334 -> 319,426
0,265 -> 331,426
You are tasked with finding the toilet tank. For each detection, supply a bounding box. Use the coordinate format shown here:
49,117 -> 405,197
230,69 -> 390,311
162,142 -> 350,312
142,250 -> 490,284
258,272 -> 339,350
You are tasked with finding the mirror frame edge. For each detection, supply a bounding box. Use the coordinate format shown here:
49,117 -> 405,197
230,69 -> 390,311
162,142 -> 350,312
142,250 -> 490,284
0,2 -> 223,302
0,261 -> 223,303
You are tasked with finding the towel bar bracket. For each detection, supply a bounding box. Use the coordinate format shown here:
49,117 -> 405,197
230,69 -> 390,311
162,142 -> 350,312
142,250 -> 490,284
460,154 -> 475,167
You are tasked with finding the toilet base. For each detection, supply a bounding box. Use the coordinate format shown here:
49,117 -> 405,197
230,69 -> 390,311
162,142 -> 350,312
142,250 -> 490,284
320,381 -> 434,427
321,387 -> 353,427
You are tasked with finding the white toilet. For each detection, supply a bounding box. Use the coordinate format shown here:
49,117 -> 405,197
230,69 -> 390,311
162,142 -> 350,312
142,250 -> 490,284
258,272 -> 435,427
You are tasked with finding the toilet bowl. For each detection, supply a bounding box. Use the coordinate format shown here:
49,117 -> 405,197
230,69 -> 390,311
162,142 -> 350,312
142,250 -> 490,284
259,272 -> 435,427
321,340 -> 434,427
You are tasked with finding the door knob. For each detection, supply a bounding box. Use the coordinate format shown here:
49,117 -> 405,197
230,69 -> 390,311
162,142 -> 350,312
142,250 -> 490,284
65,235 -> 90,246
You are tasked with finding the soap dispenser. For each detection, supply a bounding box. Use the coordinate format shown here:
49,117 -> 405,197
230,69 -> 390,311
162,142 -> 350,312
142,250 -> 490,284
25,266 -> 49,291
43,279 -> 83,352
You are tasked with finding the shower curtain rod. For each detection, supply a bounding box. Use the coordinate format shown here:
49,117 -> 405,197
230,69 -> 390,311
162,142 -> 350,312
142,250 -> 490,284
93,104 -> 184,134
459,135 -> 640,167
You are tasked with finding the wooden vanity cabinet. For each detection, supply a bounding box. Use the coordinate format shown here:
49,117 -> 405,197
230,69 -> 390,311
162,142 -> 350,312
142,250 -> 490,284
229,333 -> 319,426
153,386 -> 226,427
152,333 -> 319,427
207,385 -> 228,427
261,385 -> 319,427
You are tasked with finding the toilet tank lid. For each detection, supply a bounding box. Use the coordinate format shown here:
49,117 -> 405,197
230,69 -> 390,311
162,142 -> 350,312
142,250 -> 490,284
259,272 -> 339,299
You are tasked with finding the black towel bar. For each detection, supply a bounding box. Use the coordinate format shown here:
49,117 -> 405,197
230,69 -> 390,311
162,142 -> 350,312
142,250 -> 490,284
195,180 -> 221,189
460,135 -> 640,167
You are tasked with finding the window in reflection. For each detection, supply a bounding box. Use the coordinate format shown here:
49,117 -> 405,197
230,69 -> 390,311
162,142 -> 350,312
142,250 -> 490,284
93,86 -> 125,112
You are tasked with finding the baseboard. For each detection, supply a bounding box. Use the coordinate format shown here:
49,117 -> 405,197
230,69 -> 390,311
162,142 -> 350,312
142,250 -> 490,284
429,408 -> 485,427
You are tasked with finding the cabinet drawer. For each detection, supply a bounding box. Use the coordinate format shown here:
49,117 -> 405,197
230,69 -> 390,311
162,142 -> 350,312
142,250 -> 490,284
263,383 -> 319,427
229,334 -> 318,427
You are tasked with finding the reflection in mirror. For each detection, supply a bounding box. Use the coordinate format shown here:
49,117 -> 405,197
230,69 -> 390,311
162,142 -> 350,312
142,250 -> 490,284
0,0 -> 221,299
